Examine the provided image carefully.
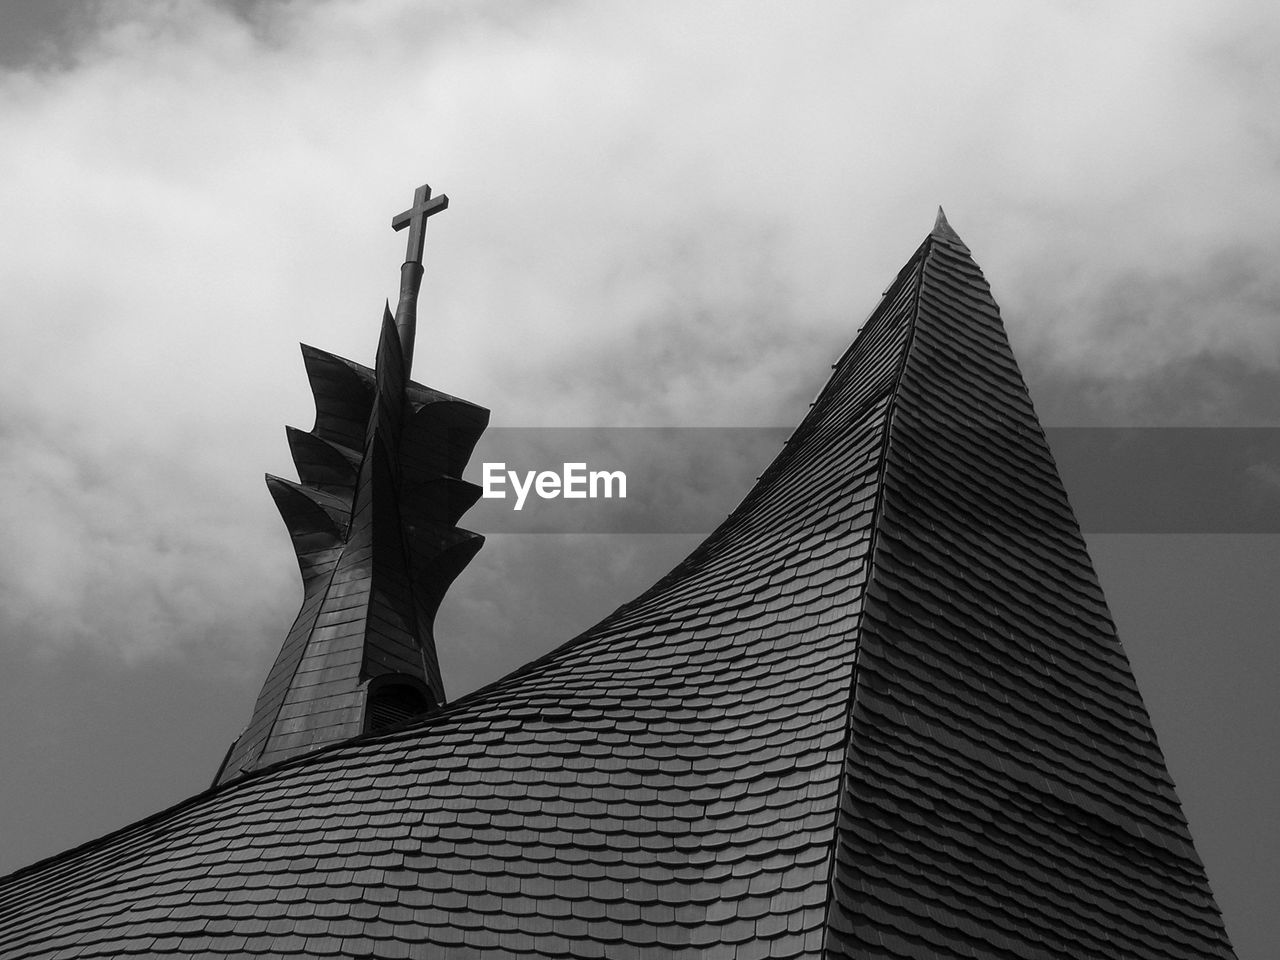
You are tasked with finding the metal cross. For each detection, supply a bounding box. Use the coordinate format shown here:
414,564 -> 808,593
391,183 -> 448,265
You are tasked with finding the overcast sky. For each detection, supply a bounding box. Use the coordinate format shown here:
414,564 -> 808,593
1,1 -> 1277,956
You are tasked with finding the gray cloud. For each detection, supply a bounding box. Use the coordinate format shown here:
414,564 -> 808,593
1,0 -> 1275,665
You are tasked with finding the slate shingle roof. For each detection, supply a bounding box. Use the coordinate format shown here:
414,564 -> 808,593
0,213 -> 1236,959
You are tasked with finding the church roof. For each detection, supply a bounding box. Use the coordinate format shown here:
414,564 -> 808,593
0,213 -> 1236,959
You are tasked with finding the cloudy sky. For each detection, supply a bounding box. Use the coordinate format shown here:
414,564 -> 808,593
1,0 -> 1277,955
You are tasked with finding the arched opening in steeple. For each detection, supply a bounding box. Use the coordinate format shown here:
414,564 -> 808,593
364,675 -> 437,733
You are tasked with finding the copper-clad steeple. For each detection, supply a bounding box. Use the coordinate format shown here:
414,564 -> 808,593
214,183 -> 487,784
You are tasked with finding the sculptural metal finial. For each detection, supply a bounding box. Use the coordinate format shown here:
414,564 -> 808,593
215,180 -> 486,785
388,183 -> 449,376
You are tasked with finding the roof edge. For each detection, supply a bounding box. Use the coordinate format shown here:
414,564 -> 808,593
817,224 -> 935,949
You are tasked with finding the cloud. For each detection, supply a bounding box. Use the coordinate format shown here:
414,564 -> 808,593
436,532 -> 703,695
1,0 -> 1279,664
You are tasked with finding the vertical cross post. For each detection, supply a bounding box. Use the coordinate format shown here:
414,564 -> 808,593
388,183 -> 449,377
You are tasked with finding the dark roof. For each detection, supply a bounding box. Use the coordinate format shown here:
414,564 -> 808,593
0,214 -> 1236,959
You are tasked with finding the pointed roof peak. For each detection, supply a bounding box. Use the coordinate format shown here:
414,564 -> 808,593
930,205 -> 969,251
932,205 -> 954,236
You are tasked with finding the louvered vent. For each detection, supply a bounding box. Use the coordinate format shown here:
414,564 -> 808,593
365,681 -> 434,732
